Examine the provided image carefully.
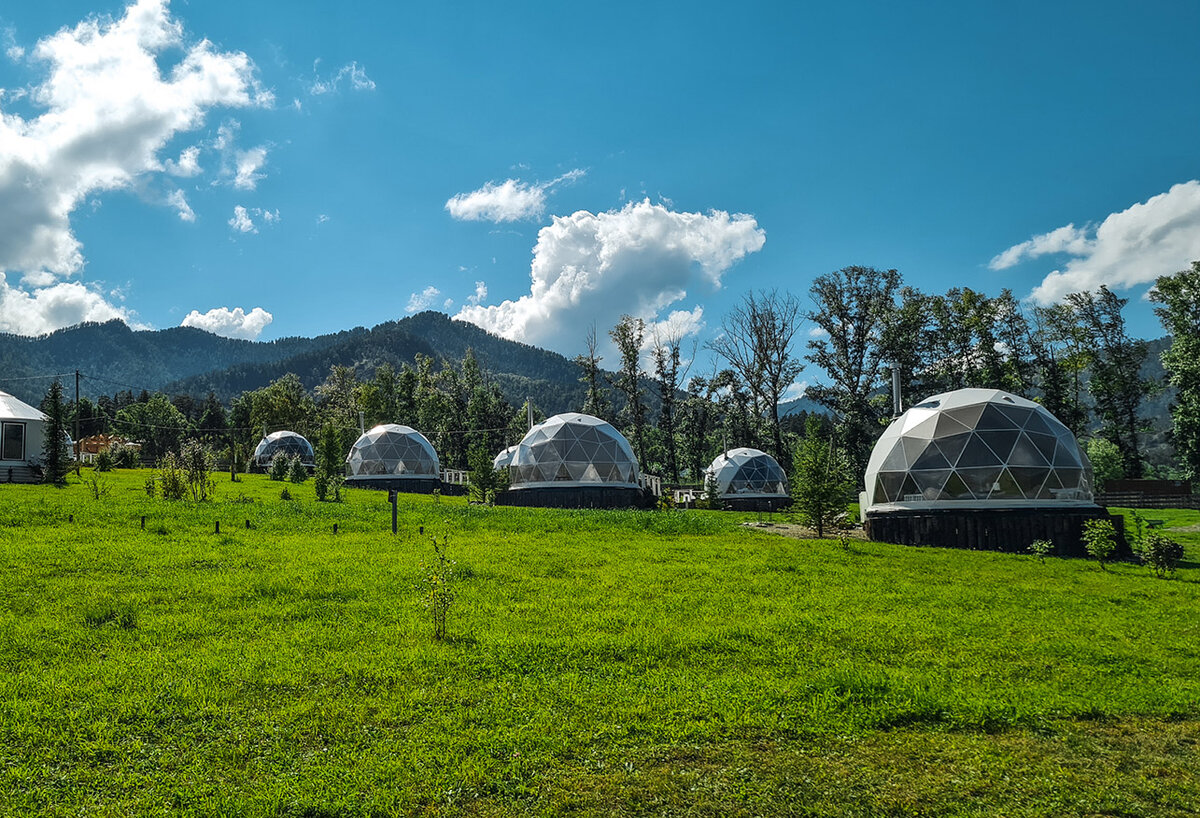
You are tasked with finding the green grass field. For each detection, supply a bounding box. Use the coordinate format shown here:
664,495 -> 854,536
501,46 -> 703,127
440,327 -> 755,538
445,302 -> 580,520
1,470 -> 1198,816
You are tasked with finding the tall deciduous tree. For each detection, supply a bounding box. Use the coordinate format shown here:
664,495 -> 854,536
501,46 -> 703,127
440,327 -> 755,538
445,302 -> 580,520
806,266 -> 900,477
575,324 -> 611,420
709,289 -> 805,468
1066,286 -> 1151,478
609,315 -> 649,468
1150,260 -> 1200,479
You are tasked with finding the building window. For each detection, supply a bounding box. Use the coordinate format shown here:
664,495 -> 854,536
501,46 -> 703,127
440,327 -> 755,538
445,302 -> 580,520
1,422 -> 25,461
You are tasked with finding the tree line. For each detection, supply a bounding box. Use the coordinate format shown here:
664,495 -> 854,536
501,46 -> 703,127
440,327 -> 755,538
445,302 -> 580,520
41,260 -> 1200,488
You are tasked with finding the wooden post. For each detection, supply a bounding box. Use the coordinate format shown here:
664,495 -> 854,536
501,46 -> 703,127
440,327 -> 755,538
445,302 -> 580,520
245,519 -> 250,529
391,490 -> 398,535
68,514 -> 73,523
215,521 -> 220,534
140,515 -> 145,530
333,523 -> 338,534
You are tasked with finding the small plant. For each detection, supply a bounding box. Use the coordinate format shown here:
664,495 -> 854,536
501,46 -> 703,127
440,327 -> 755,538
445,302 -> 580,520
288,456 -> 308,484
419,535 -> 456,641
94,449 -> 114,472
280,487 -> 292,501
180,440 -> 216,501
314,470 -> 328,501
1137,531 -> 1185,577
1028,539 -> 1053,564
113,445 -> 139,469
1082,519 -> 1117,570
269,453 -> 290,482
84,473 -> 110,500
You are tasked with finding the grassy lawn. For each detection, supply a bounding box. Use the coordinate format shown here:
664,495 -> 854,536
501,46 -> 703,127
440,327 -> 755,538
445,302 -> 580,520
0,471 -> 1198,816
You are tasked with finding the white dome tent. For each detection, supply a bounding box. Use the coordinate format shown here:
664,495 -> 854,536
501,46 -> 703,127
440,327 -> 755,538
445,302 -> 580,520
861,388 -> 1112,555
344,424 -> 441,492
706,447 -> 790,510
496,413 -> 652,508
0,389 -> 48,483
492,444 -> 518,471
253,430 -> 315,469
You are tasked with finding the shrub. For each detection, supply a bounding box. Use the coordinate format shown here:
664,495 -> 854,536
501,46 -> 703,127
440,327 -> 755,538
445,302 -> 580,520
419,536 -> 456,641
1137,531 -> 1185,577
84,474 -> 110,500
157,452 -> 187,501
314,470 -> 328,501
269,453 -> 290,482
1082,519 -> 1117,570
143,475 -> 156,498
791,416 -> 854,538
180,440 -> 216,501
1028,539 -> 1053,563
288,456 -> 308,484
95,449 -> 114,472
113,445 -> 139,469
280,487 -> 292,501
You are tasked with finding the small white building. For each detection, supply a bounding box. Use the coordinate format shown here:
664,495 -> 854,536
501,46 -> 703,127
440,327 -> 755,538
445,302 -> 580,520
0,389 -> 48,483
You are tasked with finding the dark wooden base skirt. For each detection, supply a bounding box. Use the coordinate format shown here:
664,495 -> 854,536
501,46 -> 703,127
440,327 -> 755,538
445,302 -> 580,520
864,506 -> 1127,558
495,486 -> 654,509
344,477 -> 442,494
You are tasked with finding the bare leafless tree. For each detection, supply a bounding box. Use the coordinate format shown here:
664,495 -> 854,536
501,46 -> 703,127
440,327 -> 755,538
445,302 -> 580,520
708,289 -> 805,467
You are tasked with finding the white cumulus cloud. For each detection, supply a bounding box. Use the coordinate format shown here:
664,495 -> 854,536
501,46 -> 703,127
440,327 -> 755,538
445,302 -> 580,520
180,305 -> 273,339
166,189 -> 195,222
467,280 -> 487,306
0,273 -> 134,335
406,285 -> 441,313
446,169 -> 585,223
233,145 -> 268,190
0,0 -> 270,334
228,205 -> 255,233
991,181 -> 1200,303
454,199 -> 766,355
164,145 -> 201,177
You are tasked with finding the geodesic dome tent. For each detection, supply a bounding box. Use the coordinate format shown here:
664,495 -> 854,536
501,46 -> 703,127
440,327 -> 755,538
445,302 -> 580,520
345,424 -> 439,484
493,444 -> 518,470
508,413 -> 640,489
253,431 -> 314,468
862,388 -> 1093,514
707,448 -> 789,499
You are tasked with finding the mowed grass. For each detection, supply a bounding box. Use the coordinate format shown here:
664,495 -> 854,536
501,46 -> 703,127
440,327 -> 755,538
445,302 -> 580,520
0,472 -> 1198,816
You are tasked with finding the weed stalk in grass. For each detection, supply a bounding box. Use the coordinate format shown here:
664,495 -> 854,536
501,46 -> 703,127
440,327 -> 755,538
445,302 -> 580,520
420,535 -> 456,641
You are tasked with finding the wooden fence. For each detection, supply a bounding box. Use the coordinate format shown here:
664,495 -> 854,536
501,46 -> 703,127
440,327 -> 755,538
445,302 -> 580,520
1095,492 -> 1200,510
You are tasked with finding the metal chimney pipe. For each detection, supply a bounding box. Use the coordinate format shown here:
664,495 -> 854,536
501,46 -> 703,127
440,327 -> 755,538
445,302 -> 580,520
891,365 -> 903,417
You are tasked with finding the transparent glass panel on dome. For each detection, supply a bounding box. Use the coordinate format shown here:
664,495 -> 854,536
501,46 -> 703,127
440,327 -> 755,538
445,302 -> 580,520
1010,467 -> 1050,497
879,443 -> 909,471
912,469 -> 951,498
898,474 -> 921,501
877,472 -> 906,502
945,404 -> 985,429
977,405 -> 1020,430
910,446 -> 951,470
958,467 -> 1002,497
977,430 -> 1019,461
958,436 -> 1002,467
1008,433 -> 1050,467
941,471 -> 973,500
996,404 -> 1032,428
934,413 -> 972,437
1023,411 -> 1053,436
1052,441 -> 1081,467
934,433 -> 972,466
990,468 -> 1023,499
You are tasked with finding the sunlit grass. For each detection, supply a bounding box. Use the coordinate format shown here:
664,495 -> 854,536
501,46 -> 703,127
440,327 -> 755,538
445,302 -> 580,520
0,471 -> 1197,815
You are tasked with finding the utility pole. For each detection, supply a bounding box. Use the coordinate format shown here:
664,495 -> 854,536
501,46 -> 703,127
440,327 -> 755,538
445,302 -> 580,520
74,370 -> 81,464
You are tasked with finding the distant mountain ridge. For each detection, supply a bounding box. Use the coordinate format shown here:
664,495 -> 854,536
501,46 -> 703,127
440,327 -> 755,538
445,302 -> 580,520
0,313 -> 590,413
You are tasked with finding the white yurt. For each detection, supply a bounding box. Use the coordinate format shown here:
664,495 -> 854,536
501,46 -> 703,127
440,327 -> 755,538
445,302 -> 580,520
0,389 -> 48,483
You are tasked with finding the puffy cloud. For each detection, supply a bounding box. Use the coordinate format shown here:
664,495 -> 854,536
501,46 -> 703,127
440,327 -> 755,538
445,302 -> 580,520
647,306 -> 706,346
0,0 -> 270,334
454,199 -> 766,355
180,305 -> 273,339
309,60 -> 376,95
0,273 -> 133,335
991,181 -> 1200,303
446,169 -> 586,223
466,280 -> 488,306
233,146 -> 267,190
164,145 -> 201,177
228,205 -> 255,233
166,189 -> 195,222
406,285 -> 441,313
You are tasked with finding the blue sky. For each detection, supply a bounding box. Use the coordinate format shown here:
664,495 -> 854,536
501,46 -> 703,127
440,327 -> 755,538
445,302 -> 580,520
1,0 -> 1198,387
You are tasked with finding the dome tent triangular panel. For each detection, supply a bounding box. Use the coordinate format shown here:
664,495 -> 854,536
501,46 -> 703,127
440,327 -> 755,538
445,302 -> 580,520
862,388 -> 1094,513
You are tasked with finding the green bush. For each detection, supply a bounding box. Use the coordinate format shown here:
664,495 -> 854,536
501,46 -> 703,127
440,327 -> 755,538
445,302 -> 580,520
269,453 -> 290,482
157,452 -> 187,501
1028,539 -> 1053,563
288,456 -> 308,484
95,449 -> 114,472
1082,519 -> 1117,570
1137,531 -> 1185,577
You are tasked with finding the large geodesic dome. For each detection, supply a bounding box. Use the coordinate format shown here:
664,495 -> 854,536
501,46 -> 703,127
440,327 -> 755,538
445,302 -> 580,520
863,388 -> 1093,513
346,424 -> 439,480
508,413 -> 640,489
707,448 -> 789,499
253,430 -> 314,467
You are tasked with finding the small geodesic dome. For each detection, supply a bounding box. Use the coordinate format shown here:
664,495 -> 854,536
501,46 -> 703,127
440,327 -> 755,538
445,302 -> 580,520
493,444 -> 518,470
706,448 -> 789,499
862,388 -> 1093,513
508,413 -> 640,489
253,431 -> 314,467
346,424 -> 439,480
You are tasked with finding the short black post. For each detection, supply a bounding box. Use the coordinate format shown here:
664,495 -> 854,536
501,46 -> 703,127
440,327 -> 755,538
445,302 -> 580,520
333,523 -> 338,534
245,519 -> 250,529
391,491 -> 398,535
419,525 -> 424,536
140,516 -> 145,530
215,521 -> 220,534
69,514 -> 73,523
